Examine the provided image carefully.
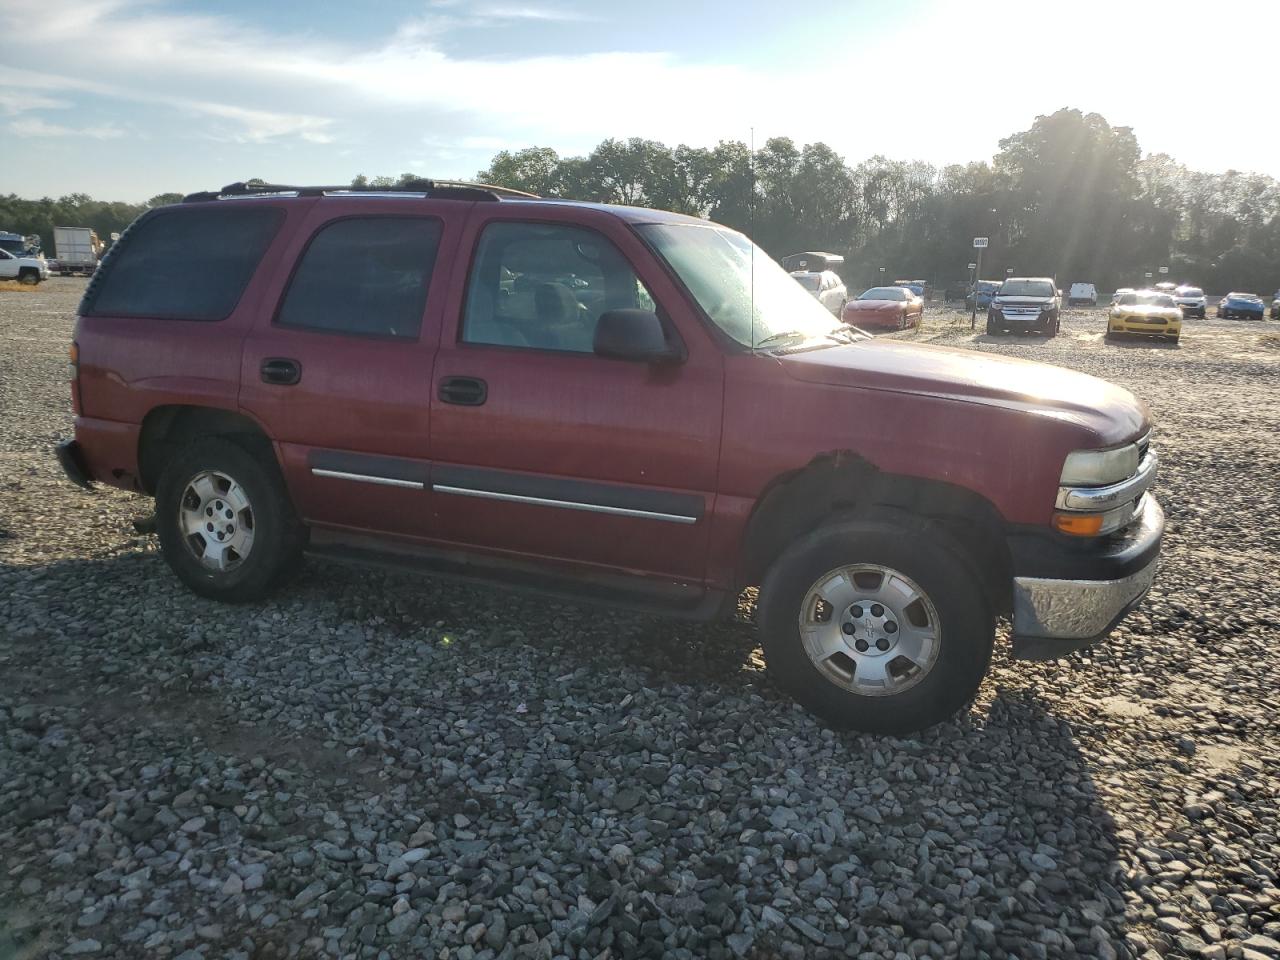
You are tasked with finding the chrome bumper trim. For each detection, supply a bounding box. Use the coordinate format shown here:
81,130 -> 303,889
1056,449 -> 1158,510
1013,560 -> 1158,644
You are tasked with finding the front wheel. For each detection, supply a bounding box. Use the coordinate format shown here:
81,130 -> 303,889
156,437 -> 304,602
17,270 -> 40,285
758,517 -> 994,734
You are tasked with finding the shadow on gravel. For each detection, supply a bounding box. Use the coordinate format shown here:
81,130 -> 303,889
1104,336 -> 1180,349
975,333 -> 1056,344
3,554 -> 1130,955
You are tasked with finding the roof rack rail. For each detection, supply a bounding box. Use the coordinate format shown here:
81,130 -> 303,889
181,179 -> 539,203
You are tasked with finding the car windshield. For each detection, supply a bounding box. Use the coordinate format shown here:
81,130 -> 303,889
639,223 -> 851,348
1177,287 -> 1204,297
792,274 -> 821,291
859,287 -> 907,301
1119,293 -> 1176,307
999,280 -> 1054,297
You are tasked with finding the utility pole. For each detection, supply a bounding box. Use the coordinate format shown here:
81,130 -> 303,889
971,237 -> 988,330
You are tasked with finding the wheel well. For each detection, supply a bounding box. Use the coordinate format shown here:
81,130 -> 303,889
740,452 -> 1012,615
138,405 -> 273,494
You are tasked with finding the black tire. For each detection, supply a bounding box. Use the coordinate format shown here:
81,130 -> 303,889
17,269 -> 40,285
985,317 -> 998,336
156,436 -> 304,602
758,516 -> 994,734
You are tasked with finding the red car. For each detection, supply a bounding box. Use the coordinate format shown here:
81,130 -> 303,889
842,285 -> 924,331
56,180 -> 1162,734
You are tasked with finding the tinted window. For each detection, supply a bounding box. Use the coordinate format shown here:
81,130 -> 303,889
793,275 -> 821,291
462,222 -> 655,353
278,218 -> 441,338
860,287 -> 907,301
999,280 -> 1055,297
86,207 -> 281,320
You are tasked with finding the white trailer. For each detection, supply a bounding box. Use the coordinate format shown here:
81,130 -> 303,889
53,226 -> 103,276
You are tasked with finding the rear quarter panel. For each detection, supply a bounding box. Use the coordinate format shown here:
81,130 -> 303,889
72,200 -> 309,489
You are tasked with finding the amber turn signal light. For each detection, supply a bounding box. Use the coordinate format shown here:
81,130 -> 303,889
1052,512 -> 1104,536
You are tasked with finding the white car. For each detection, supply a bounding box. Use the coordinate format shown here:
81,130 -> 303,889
1173,285 -> 1207,319
1067,282 -> 1098,306
790,270 -> 847,315
0,249 -> 50,284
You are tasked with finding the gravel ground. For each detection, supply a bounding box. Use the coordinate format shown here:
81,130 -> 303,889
2,278 -> 1279,960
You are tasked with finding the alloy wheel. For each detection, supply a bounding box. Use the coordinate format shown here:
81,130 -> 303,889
798,564 -> 941,696
179,470 -> 255,572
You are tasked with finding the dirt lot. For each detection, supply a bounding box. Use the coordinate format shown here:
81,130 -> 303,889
2,278 -> 1279,960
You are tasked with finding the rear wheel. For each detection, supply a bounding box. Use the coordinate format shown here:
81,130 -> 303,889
156,437 -> 304,602
758,517 -> 994,734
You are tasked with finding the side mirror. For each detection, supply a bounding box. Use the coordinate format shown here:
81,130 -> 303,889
594,309 -> 683,363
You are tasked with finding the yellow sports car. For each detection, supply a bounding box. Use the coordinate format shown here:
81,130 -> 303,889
1106,290 -> 1182,343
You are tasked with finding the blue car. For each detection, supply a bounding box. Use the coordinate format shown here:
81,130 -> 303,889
1217,292 -> 1265,320
965,280 -> 1001,310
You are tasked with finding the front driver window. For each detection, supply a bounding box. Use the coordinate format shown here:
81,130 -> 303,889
462,222 -> 656,354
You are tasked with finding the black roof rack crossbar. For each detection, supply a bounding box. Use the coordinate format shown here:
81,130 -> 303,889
181,179 -> 539,203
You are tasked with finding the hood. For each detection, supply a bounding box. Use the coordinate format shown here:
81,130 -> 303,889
847,299 -> 902,309
779,339 -> 1147,443
994,295 -> 1054,305
1115,303 -> 1180,315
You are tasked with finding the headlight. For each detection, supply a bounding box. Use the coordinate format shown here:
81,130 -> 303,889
1060,443 -> 1139,486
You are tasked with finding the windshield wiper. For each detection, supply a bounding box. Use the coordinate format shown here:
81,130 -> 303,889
753,330 -> 809,349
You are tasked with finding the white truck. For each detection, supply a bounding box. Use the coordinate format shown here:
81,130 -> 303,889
0,248 -> 50,284
53,226 -> 103,276
1067,282 -> 1098,306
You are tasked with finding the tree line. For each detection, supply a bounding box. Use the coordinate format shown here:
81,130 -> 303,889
4,109 -> 1276,293
470,109 -> 1279,294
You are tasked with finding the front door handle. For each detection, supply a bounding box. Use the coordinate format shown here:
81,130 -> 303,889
438,376 -> 487,406
260,357 -> 302,386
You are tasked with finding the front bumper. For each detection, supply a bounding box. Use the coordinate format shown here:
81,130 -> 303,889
1008,496 -> 1164,659
55,439 -> 94,489
1109,317 -> 1181,336
989,309 -> 1053,329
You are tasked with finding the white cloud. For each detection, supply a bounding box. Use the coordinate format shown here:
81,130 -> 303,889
470,5 -> 597,22
9,116 -> 123,139
0,0 -> 1277,184
0,89 -> 71,115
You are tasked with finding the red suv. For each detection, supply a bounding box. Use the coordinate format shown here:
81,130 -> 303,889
56,180 -> 1163,733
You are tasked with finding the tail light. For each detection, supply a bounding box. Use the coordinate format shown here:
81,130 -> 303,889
69,341 -> 82,415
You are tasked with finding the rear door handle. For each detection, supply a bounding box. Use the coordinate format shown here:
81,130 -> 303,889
438,376 -> 487,406
260,357 -> 301,385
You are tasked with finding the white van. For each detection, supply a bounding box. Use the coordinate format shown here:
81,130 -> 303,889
1067,282 -> 1098,306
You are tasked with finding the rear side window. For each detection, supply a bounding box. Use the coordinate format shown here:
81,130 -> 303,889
85,207 -> 281,320
277,217 -> 442,339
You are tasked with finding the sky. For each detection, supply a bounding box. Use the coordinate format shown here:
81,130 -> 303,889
2,0 -> 1278,202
